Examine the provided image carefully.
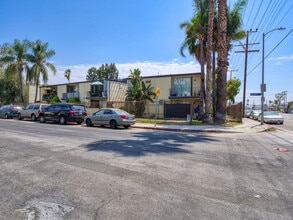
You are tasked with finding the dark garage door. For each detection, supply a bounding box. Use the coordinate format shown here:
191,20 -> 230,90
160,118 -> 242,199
164,104 -> 190,118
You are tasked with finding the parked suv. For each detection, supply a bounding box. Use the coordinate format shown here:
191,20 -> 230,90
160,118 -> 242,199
0,105 -> 23,119
18,103 -> 50,121
39,103 -> 87,125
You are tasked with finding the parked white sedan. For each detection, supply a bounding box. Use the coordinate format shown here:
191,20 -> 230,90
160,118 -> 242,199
258,111 -> 284,124
85,108 -> 136,129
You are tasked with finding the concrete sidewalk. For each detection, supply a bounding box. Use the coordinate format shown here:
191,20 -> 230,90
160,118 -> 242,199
132,118 -> 277,133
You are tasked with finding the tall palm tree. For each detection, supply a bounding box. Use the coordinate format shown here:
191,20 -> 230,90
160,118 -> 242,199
205,0 -> 215,123
215,0 -> 228,123
0,39 -> 30,103
27,40 -> 56,103
180,0 -> 246,123
180,0 -> 209,121
214,0 -> 246,123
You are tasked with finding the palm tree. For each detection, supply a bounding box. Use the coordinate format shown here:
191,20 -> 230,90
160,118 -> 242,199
64,68 -> 71,82
215,0 -> 228,123
126,68 -> 155,117
27,40 -> 56,103
180,0 -> 209,121
180,0 -> 246,123
0,39 -> 30,103
214,0 -> 246,123
205,0 -> 215,123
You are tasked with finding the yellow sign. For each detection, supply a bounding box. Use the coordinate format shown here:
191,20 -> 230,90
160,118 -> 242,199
156,87 -> 160,96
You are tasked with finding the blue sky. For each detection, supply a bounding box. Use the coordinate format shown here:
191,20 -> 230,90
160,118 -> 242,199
1,0 -> 293,105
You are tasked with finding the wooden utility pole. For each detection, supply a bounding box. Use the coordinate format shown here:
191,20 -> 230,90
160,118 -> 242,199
235,29 -> 259,117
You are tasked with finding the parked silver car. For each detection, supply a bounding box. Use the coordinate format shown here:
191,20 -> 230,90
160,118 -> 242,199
18,103 -> 50,121
258,111 -> 284,124
85,108 -> 136,129
250,110 -> 261,120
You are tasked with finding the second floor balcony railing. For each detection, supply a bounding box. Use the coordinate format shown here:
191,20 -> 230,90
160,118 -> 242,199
88,90 -> 107,98
169,88 -> 200,97
62,92 -> 80,100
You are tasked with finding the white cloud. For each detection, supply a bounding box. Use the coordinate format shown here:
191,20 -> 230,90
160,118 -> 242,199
45,60 -> 200,85
275,55 -> 293,61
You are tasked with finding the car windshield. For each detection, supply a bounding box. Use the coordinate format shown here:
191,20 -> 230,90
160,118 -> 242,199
264,111 -> 279,116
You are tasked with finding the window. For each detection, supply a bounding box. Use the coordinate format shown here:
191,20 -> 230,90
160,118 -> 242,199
33,104 -> 40,110
67,85 -> 78,93
26,105 -> 33,110
172,77 -> 191,96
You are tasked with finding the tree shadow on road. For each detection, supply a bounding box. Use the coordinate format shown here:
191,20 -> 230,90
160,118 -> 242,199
83,131 -> 217,157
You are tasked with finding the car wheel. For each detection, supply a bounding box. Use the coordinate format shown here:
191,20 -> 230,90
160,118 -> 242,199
31,114 -> 36,121
18,113 -> 23,120
110,120 -> 118,129
4,113 -> 9,119
59,116 -> 66,125
39,115 -> 45,123
86,118 -> 93,127
77,121 -> 82,125
123,125 -> 130,129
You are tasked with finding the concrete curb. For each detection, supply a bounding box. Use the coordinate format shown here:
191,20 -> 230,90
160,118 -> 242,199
131,125 -> 243,133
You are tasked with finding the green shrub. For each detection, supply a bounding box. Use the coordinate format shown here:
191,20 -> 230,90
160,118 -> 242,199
68,96 -> 80,103
50,95 -> 61,104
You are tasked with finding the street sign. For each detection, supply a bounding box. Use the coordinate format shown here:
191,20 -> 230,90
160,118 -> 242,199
250,93 -> 261,96
156,87 -> 160,96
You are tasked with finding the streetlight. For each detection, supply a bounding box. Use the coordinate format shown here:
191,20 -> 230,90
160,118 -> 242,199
261,27 -> 285,125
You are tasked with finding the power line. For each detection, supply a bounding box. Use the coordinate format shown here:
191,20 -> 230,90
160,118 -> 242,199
247,29 -> 293,75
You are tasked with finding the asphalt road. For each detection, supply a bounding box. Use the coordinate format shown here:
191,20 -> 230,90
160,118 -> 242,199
0,119 -> 292,220
281,113 -> 293,131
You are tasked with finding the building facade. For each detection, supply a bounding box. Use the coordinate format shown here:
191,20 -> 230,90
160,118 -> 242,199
29,72 -> 201,119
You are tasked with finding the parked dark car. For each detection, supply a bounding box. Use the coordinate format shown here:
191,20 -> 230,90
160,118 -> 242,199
0,105 -> 23,119
18,103 -> 50,121
39,103 -> 87,125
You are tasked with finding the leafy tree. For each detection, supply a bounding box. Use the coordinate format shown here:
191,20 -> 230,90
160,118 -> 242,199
126,68 -> 155,117
226,78 -> 241,104
27,40 -> 56,103
0,69 -> 20,104
0,39 -> 30,103
86,67 -> 98,81
86,63 -> 119,81
64,68 -> 71,82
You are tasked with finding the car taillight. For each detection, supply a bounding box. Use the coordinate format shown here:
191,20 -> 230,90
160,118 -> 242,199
37,110 -> 41,114
120,115 -> 127,119
84,112 -> 87,116
69,110 -> 76,115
